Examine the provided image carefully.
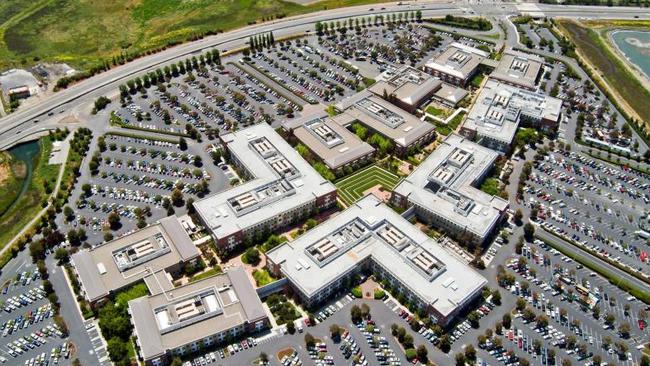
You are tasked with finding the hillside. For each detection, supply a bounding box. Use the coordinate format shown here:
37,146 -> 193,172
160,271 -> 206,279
0,0 -> 380,71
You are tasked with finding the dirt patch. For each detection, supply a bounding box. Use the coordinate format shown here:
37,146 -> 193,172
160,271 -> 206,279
277,347 -> 295,361
0,164 -> 10,186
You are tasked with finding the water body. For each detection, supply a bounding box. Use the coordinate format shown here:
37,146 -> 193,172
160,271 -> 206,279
611,30 -> 650,81
4,140 -> 40,213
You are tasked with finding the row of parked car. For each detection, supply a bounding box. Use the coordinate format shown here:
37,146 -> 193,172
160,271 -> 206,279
183,337 -> 259,366
2,287 -> 46,313
2,304 -> 52,337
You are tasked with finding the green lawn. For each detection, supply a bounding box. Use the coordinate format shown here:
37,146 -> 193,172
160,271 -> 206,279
0,0 -> 387,71
252,268 -> 277,287
115,282 -> 149,307
430,111 -> 466,136
189,266 -> 223,283
334,165 -> 400,206
0,152 -> 25,216
559,20 -> 650,137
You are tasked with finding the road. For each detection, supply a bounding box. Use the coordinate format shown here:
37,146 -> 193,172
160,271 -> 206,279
1,1 -> 650,149
0,0 -> 462,150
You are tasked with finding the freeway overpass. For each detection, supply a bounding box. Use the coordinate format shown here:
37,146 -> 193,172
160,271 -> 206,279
0,1 -> 648,150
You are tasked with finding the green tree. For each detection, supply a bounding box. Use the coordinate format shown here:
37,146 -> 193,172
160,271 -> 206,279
244,247 -> 261,265
416,344 -> 428,362
107,211 -> 121,230
523,223 -> 535,241
106,338 -> 128,363
54,248 -> 69,264
304,332 -> 315,347
464,344 -> 476,361
455,352 -> 466,366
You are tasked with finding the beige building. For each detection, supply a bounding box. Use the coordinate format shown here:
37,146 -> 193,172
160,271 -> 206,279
392,134 -> 508,245
424,43 -> 489,86
193,123 -> 337,251
71,216 -> 200,304
129,267 -> 268,366
282,112 -> 375,172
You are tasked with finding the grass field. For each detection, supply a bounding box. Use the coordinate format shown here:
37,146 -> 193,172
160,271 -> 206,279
334,165 -> 400,206
558,20 -> 650,133
0,137 -> 59,248
0,152 -> 26,216
0,0 -> 384,71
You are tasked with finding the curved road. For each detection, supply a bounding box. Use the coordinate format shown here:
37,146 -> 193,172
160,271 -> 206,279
0,0 -> 462,150
0,1 -> 649,150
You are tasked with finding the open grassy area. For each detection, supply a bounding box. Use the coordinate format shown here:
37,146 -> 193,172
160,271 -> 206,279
0,137 -> 58,248
114,282 -> 149,307
430,111 -> 465,136
558,20 -> 650,136
0,0 -> 386,71
0,151 -> 26,216
252,268 -> 277,287
189,266 -> 223,283
334,165 -> 401,206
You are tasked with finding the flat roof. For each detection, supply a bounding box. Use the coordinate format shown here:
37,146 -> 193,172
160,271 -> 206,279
335,91 -> 436,148
393,134 -> 508,239
490,50 -> 543,90
266,195 -> 487,318
463,80 -> 562,145
129,266 -> 266,361
369,66 -> 443,107
282,112 -> 375,170
434,83 -> 469,105
424,43 -> 488,80
193,123 -> 336,239
71,217 -> 200,302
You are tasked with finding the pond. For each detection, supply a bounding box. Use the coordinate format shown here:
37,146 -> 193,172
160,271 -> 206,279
611,30 -> 650,81
4,140 -> 40,212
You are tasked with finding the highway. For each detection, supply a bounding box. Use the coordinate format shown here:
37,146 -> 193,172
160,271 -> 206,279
0,1 -> 649,149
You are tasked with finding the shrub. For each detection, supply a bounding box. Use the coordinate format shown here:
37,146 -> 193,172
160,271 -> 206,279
374,289 -> 386,300
405,348 -> 417,360
351,286 -> 362,298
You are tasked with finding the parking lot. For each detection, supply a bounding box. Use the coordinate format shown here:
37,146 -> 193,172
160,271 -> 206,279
524,148 -> 650,272
497,236 -> 648,366
61,130 -> 228,244
0,271 -> 70,365
552,65 -> 648,156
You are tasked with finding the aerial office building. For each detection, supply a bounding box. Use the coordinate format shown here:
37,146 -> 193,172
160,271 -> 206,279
71,216 -> 201,304
129,267 -> 268,366
282,111 -> 375,172
266,195 -> 487,326
490,50 -> 543,91
460,79 -> 562,152
193,123 -> 337,251
424,43 -> 489,86
368,66 -> 443,113
392,134 -> 508,245
335,90 -> 436,155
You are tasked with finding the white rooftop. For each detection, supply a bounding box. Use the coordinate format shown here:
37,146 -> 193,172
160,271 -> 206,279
266,195 -> 487,318
393,134 -> 508,239
193,123 -> 336,239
